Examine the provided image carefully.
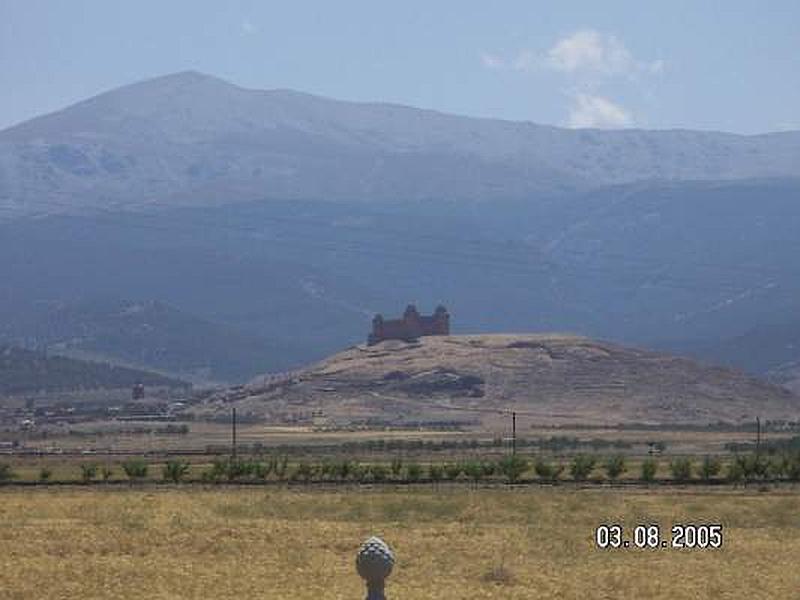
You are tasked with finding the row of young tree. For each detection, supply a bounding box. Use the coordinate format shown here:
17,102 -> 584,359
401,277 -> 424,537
2,451 -> 799,485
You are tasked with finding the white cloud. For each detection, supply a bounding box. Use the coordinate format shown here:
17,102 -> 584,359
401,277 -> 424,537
546,30 -> 634,75
482,30 -> 663,78
240,20 -> 257,36
567,93 -> 633,129
480,53 -> 506,70
481,30 -> 659,128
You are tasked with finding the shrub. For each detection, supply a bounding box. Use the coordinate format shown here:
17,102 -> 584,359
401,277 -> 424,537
533,459 -> 563,482
275,456 -> 289,480
463,461 -> 485,486
80,463 -> 98,482
38,467 -> 53,482
122,459 -> 149,480
444,463 -> 463,481
498,455 -> 529,484
252,461 -> 271,480
785,454 -> 800,481
734,454 -> 769,482
390,458 -> 403,478
319,461 -> 335,480
101,465 -> 114,481
669,458 -> 693,482
369,464 -> 388,483
641,458 -> 658,482
769,454 -> 792,479
0,463 -> 14,481
226,460 -> 254,481
603,455 -> 626,481
569,455 -> 596,481
162,460 -> 190,483
293,462 -> 316,483
726,460 -> 745,484
698,456 -> 721,481
335,460 -> 354,481
203,459 -> 229,482
428,464 -> 443,485
405,463 -> 423,482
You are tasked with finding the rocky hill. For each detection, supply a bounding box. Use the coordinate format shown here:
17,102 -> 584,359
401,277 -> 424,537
195,334 -> 800,427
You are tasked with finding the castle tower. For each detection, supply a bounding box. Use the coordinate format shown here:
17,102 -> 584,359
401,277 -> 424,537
367,304 -> 450,344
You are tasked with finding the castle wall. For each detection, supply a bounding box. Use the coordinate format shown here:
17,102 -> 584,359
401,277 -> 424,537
368,305 -> 449,344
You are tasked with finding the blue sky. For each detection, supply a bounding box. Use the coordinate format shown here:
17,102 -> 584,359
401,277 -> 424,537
1,0 -> 798,133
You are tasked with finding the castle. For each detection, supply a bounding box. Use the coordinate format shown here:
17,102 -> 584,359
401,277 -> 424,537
368,304 -> 450,345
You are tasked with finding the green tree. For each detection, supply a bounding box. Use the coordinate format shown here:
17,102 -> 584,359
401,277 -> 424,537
669,458 -> 693,482
730,454 -> 769,483
640,458 -> 658,483
726,459 -> 745,484
251,461 -> 271,480
369,464 -> 388,483
444,463 -> 463,481
463,461 -> 485,486
533,459 -> 563,482
428,464 -> 444,486
275,455 -> 289,481
293,462 -> 316,483
498,455 -> 529,484
786,453 -> 800,481
335,460 -> 354,481
698,456 -> 721,482
390,458 -> 403,478
569,455 -> 596,481
122,459 -> 149,481
405,463 -> 423,483
81,463 -> 98,482
0,463 -> 14,482
603,455 -> 626,481
162,460 -> 190,483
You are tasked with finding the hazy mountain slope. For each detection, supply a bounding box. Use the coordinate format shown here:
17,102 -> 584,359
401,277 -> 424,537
0,345 -> 185,395
197,334 -> 799,426
1,71 -> 799,219
539,178 -> 800,343
0,299 -> 308,384
2,178 -> 799,382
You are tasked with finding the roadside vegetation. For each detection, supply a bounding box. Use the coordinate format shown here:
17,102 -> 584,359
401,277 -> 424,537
3,450 -> 800,487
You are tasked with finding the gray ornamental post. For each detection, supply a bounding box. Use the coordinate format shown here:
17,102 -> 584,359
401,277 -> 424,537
356,536 -> 395,600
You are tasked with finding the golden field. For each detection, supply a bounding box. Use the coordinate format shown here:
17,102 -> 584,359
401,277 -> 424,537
0,486 -> 799,599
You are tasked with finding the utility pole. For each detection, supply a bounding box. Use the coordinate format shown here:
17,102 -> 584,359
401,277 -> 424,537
232,407 -> 238,460
512,411 -> 517,456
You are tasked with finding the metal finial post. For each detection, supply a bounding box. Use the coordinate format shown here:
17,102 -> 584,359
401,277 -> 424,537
356,536 -> 394,600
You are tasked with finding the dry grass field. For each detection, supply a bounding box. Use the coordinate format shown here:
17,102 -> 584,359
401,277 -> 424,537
1,486 -> 799,599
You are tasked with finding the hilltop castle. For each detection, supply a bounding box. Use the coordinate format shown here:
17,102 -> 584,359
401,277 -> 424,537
368,304 -> 450,345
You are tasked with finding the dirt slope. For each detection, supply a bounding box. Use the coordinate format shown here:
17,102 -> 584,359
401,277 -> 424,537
197,334 -> 800,427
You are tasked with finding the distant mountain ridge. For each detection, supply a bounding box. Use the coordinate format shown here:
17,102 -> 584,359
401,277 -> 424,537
1,71 -> 799,219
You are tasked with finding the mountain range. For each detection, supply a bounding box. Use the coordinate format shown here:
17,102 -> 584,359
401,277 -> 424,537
1,71 -> 799,220
1,72 -> 799,389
